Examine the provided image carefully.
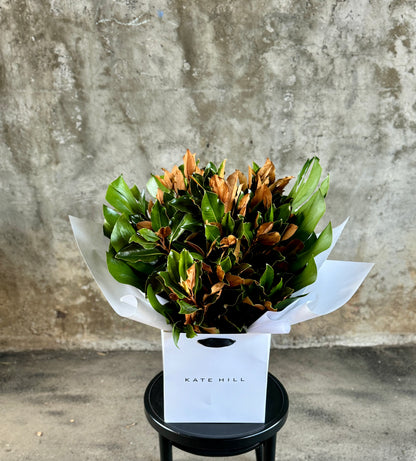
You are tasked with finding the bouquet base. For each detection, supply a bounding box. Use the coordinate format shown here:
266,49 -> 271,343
162,331 -> 271,423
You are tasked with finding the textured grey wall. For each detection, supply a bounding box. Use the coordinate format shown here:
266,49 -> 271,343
1,0 -> 415,351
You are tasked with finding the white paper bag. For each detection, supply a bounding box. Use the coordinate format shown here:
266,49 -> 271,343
162,332 -> 271,423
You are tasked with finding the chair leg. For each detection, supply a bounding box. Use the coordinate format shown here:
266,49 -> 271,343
256,444 -> 264,461
159,434 -> 173,461
262,434 -> 276,461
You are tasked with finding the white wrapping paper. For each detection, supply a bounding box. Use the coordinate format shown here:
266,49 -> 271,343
70,215 -> 373,334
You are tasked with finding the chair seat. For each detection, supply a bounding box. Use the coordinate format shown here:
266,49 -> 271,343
144,372 -> 289,459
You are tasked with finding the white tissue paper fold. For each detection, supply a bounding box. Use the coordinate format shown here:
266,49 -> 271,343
69,216 -> 170,331
70,215 -> 373,334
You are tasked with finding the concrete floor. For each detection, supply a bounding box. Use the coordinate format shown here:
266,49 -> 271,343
0,346 -> 415,461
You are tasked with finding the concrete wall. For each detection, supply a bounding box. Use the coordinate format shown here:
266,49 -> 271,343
1,0 -> 415,351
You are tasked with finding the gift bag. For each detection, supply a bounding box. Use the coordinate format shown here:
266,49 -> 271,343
162,331 -> 271,423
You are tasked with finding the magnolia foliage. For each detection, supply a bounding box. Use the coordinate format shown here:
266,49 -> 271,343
104,151 -> 332,340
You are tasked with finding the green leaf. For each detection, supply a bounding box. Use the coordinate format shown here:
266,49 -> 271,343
276,203 -> 291,222
288,157 -> 322,211
146,284 -> 171,321
169,213 -> 201,243
270,277 -> 283,296
189,174 -> 205,200
130,186 -> 147,215
129,233 -> 157,249
110,215 -> 136,252
259,264 -> 274,293
236,221 -> 253,243
159,271 -> 186,298
221,212 -> 235,235
205,223 -> 221,242
139,228 -> 159,242
180,214 -> 202,232
179,249 -> 194,281
106,175 -> 141,215
126,260 -> 155,276
178,300 -> 199,314
151,200 -> 169,231
172,323 -> 181,348
217,159 -> 226,177
273,297 -> 298,311
184,324 -> 197,338
201,191 -> 224,224
106,249 -> 144,291
319,175 -> 330,198
170,196 -> 198,213
146,176 -> 159,198
296,189 -> 326,234
116,246 -> 164,263
167,250 -> 181,281
103,205 -> 120,238
252,161 -> 260,173
313,221 -> 332,255
265,205 -> 275,223
204,162 -> 218,177
291,222 -> 332,271
147,175 -> 171,198
291,258 -> 317,292
220,256 -> 232,273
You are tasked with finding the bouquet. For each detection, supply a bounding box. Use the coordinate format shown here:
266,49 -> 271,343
103,151 -> 333,343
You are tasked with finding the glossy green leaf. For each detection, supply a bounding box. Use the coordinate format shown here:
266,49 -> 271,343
265,205 -> 275,223
296,189 -> 326,234
159,271 -> 186,298
169,213 -> 200,242
221,212 -> 235,235
252,161 -> 260,173
220,256 -> 232,273
270,277 -> 283,296
180,214 -> 201,232
139,228 -> 159,242
313,221 -> 332,255
106,175 -> 140,215
129,233 -> 157,249
291,258 -> 317,292
236,221 -> 253,243
273,297 -> 298,311
151,200 -> 169,231
130,186 -> 147,215
116,245 -> 164,263
205,223 -> 221,242
103,205 -> 120,238
146,176 -> 159,198
291,222 -> 332,271
172,323 -> 181,348
204,162 -> 218,177
146,284 -> 171,321
259,264 -> 274,292
178,300 -> 199,314
170,196 -> 198,213
167,250 -> 181,281
288,157 -> 322,211
110,215 -> 136,252
106,249 -> 144,291
184,324 -> 197,338
276,203 -> 291,222
147,175 -> 171,198
319,175 -> 330,198
201,191 -> 224,224
179,249 -> 194,281
126,260 -> 155,276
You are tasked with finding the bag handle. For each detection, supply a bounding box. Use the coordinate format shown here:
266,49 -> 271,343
197,338 -> 236,348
